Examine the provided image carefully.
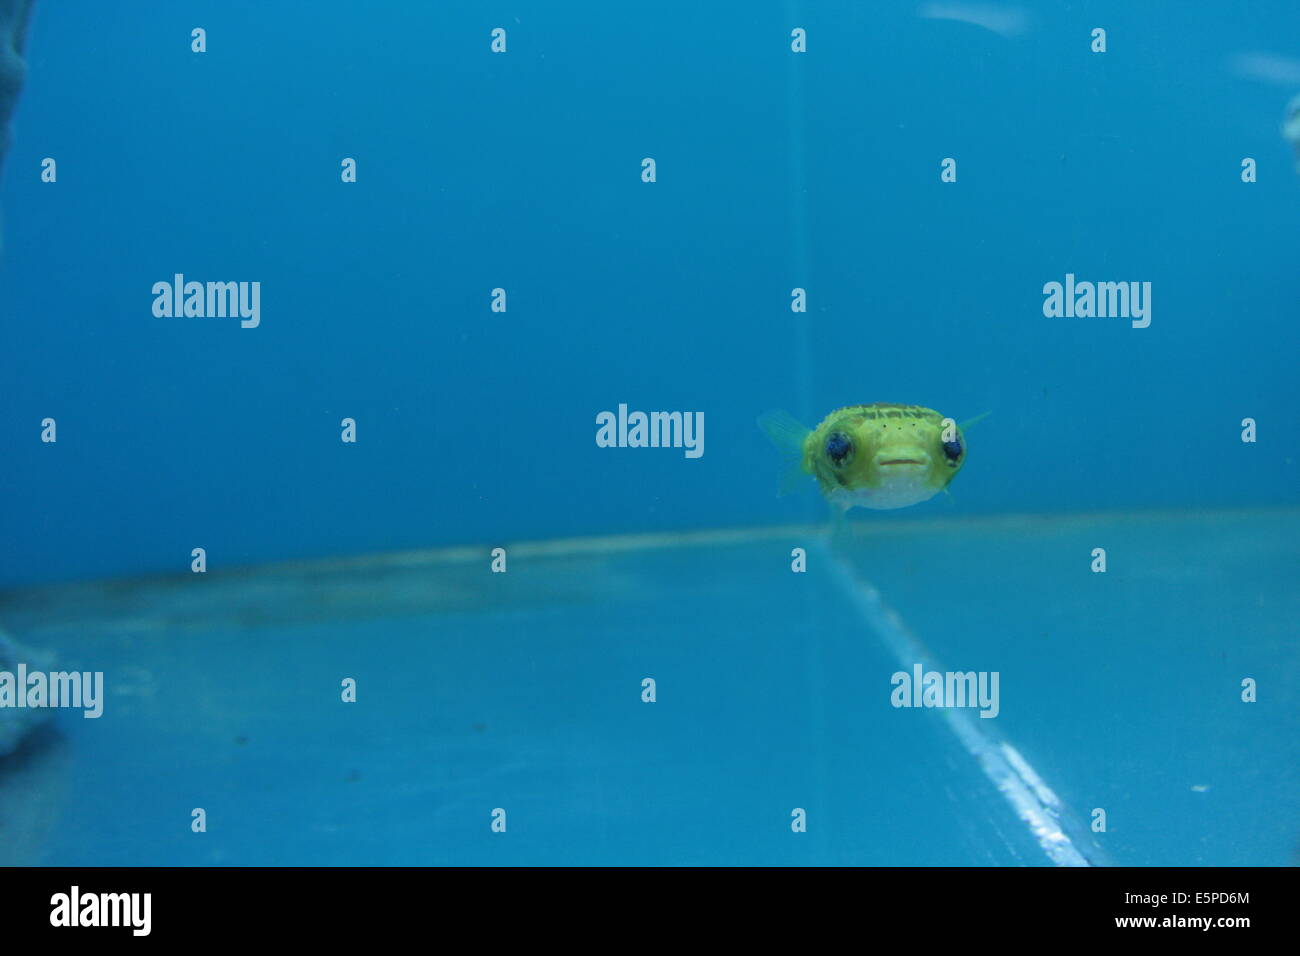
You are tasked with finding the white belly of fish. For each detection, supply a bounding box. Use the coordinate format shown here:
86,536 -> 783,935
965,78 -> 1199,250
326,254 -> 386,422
827,483 -> 940,512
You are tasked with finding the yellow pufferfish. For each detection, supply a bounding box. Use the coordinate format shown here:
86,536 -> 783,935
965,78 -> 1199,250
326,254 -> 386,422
759,404 -> 974,511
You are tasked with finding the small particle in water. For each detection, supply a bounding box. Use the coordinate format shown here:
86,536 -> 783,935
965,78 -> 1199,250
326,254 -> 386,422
345,769 -> 361,783
472,722 -> 487,733
1191,784 -> 1210,793
234,735 -> 249,746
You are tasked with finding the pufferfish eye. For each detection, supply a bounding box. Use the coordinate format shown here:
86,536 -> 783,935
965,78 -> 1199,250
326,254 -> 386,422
825,432 -> 853,466
942,436 -> 963,465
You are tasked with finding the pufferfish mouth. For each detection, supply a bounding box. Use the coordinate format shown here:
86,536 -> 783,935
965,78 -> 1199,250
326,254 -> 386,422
878,458 -> 925,466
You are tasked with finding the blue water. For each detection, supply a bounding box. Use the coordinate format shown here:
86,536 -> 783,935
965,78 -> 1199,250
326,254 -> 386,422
0,2 -> 1296,866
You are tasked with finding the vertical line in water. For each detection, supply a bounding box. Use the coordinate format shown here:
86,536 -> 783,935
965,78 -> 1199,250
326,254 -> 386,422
784,1 -> 813,425
784,1 -> 827,861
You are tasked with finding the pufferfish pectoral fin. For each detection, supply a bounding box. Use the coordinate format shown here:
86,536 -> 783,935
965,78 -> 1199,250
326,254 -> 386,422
828,501 -> 853,552
757,408 -> 809,454
757,409 -> 813,497
776,458 -> 813,497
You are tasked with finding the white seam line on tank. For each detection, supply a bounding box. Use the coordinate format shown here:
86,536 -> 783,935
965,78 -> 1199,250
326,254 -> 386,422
11,509 -> 1289,591
820,542 -> 1094,867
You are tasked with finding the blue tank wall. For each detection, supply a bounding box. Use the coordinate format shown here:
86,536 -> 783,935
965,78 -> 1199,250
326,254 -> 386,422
1,1 -> 1296,585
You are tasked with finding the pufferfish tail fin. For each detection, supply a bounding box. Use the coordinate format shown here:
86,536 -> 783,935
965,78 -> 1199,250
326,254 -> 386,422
757,409 -> 813,497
